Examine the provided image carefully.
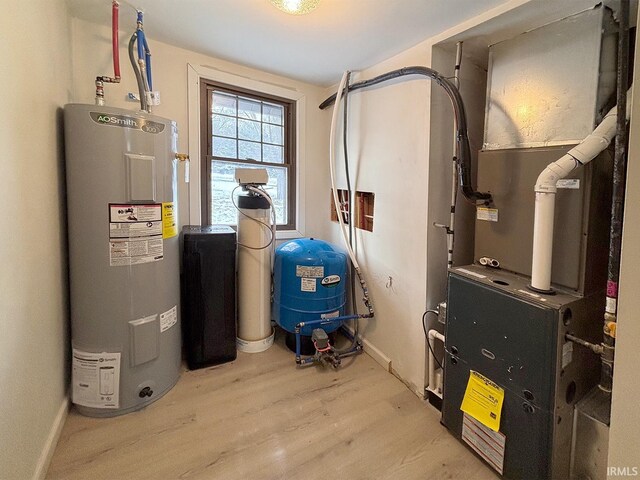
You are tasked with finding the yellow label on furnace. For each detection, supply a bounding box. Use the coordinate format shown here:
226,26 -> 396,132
460,370 -> 505,432
162,202 -> 177,239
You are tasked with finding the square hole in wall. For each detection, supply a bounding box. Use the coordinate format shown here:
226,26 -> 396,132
355,191 -> 374,232
330,189 -> 350,224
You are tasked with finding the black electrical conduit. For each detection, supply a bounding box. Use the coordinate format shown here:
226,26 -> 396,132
128,32 -> 148,112
319,66 -> 492,203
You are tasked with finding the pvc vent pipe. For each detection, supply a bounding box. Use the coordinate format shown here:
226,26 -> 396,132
530,92 -> 632,292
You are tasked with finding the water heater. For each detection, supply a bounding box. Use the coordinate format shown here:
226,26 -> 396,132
64,104 -> 181,417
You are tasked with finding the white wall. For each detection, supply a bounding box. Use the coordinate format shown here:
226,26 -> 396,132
69,17 -> 331,240
608,9 -> 640,472
322,0 -> 630,399
0,0 -> 72,478
325,42 -> 434,395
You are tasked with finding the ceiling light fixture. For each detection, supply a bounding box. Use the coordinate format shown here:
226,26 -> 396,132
270,0 -> 320,15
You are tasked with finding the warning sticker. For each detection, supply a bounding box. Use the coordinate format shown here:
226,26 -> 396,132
160,305 -> 177,332
162,202 -> 178,239
109,237 -> 163,266
460,370 -> 505,432
109,203 -> 164,266
72,349 -> 121,409
301,277 -> 317,292
462,413 -> 506,474
110,221 -> 162,238
110,204 -> 161,223
477,207 -> 499,222
296,265 -> 324,278
321,310 -> 340,320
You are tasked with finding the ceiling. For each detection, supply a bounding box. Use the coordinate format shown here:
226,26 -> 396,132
67,0 -> 509,86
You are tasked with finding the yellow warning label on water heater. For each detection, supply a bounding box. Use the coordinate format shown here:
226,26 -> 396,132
162,202 -> 177,239
460,370 -> 505,432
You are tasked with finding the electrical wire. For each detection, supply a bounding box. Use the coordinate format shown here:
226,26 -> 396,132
422,310 -> 443,370
231,185 -> 276,250
246,185 -> 277,262
320,66 -> 491,204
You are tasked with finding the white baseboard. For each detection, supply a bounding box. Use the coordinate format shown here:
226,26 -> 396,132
34,397 -> 69,480
343,326 -> 392,371
360,336 -> 392,372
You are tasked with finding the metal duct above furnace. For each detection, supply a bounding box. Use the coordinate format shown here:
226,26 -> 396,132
483,6 -> 617,151
475,5 -> 618,294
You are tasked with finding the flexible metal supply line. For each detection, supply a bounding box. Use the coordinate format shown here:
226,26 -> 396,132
128,32 -> 148,112
136,11 -> 153,91
319,66 -> 492,204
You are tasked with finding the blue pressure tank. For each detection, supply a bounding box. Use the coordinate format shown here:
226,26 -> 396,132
272,238 -> 348,337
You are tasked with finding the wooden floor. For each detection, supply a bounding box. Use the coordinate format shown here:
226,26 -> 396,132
47,334 -> 496,480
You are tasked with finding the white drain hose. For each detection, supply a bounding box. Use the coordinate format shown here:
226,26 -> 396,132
330,71 -> 360,270
329,71 -> 374,316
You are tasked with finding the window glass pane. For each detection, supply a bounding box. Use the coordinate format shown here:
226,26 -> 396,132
263,103 -> 283,125
263,144 -> 284,164
262,124 -> 283,145
238,119 -> 261,141
212,92 -> 236,115
238,98 -> 261,121
212,136 -> 237,159
238,140 -> 261,161
212,114 -> 236,138
210,160 -> 288,225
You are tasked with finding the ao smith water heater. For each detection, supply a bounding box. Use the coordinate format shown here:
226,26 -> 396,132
65,105 -> 182,417
65,5 -> 185,417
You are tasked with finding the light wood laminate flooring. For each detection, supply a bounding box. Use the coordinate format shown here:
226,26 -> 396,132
47,334 -> 496,480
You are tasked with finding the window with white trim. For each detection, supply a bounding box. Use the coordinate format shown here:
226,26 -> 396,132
200,80 -> 296,230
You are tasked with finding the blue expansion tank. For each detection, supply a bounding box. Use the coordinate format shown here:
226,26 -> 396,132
272,238 -> 348,336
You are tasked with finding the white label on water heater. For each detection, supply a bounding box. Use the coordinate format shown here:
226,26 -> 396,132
109,204 -> 164,266
72,349 -> 121,409
160,305 -> 178,333
301,278 -> 317,292
109,238 -> 163,266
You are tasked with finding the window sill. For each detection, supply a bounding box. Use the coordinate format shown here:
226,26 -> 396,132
277,230 -> 304,240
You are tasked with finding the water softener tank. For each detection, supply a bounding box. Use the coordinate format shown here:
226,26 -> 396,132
64,104 -> 181,417
273,238 -> 348,347
236,193 -> 275,352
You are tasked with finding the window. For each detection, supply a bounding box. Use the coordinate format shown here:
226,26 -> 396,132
200,80 -> 296,229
